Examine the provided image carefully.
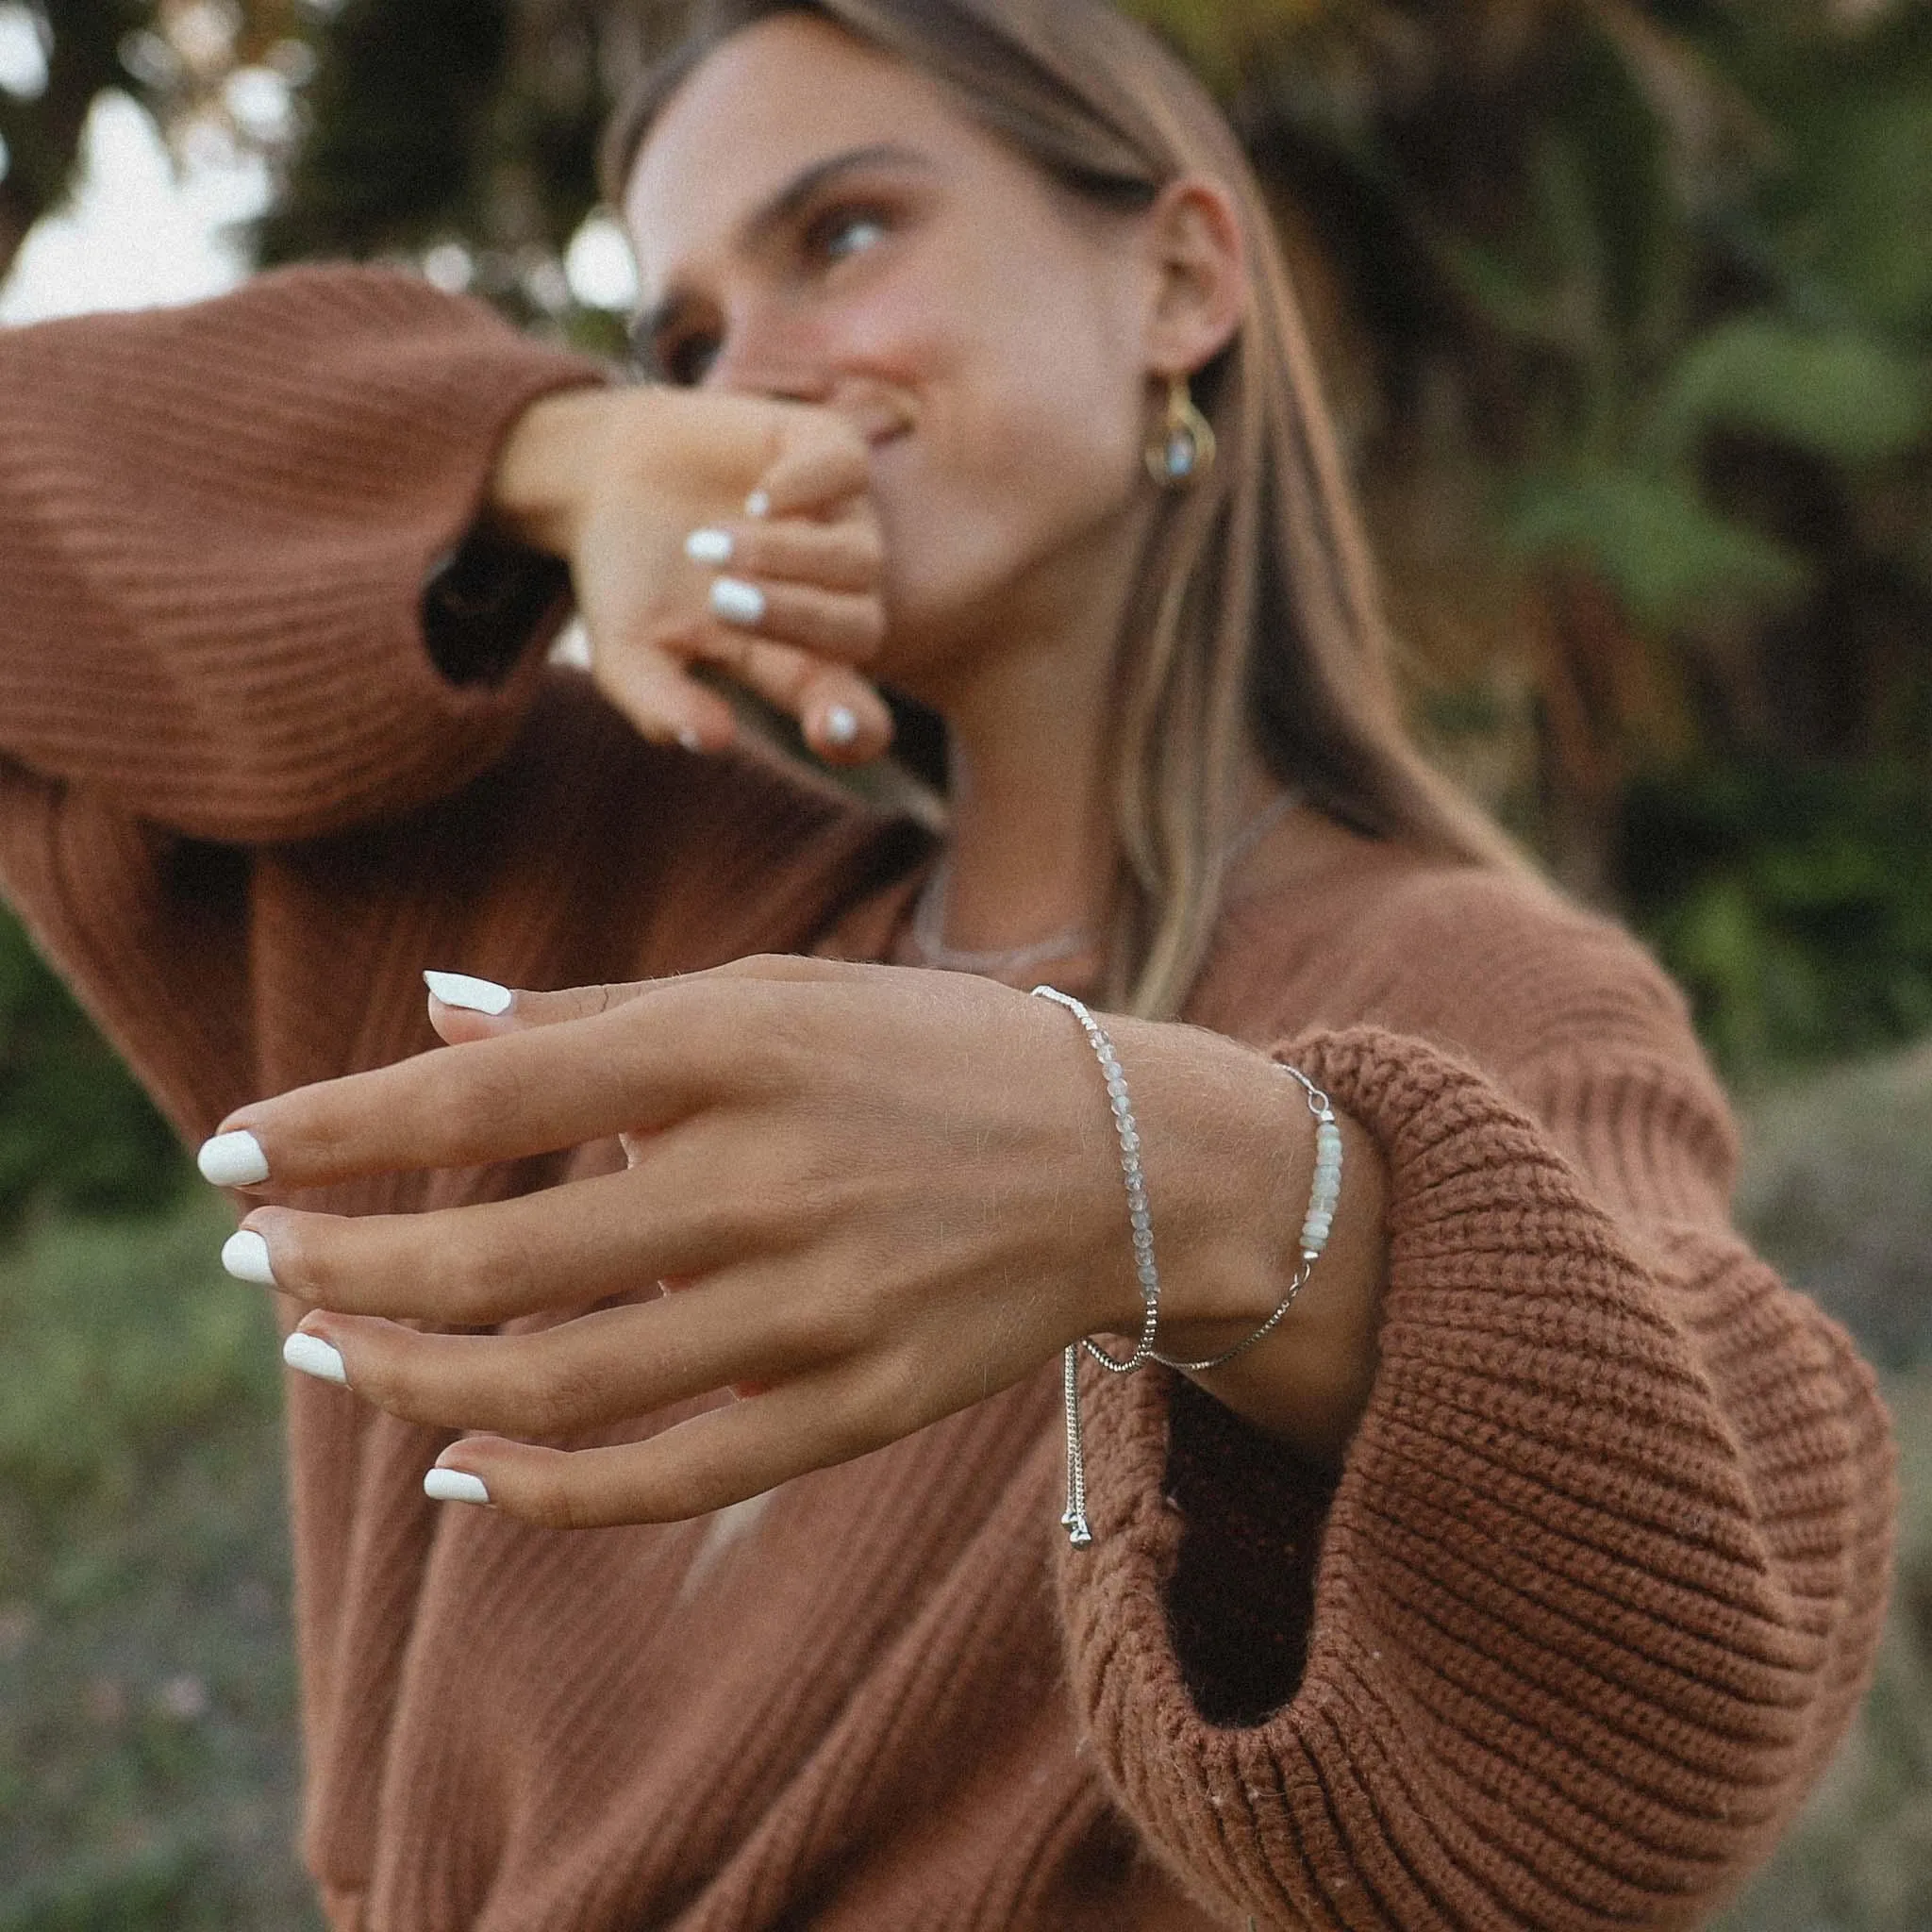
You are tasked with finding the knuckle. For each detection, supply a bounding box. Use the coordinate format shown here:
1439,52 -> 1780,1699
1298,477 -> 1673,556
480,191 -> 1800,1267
441,1052 -> 536,1154
522,1462 -> 592,1530
783,1293 -> 866,1363
851,600 -> 887,653
770,1246 -> 880,1357
648,1467 -> 724,1524
423,1222 -> 526,1324
812,1393 -> 886,1471
519,1352 -> 606,1439
859,1351 -> 929,1442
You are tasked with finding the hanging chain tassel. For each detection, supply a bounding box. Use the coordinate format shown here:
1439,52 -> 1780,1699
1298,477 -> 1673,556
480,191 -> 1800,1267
1060,1341 -> 1092,1546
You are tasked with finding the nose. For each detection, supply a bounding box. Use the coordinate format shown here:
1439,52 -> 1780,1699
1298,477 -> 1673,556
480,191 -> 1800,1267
705,295 -> 833,406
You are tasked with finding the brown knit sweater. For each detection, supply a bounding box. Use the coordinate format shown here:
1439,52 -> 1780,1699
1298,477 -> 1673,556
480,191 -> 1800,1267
0,267 -> 1896,1932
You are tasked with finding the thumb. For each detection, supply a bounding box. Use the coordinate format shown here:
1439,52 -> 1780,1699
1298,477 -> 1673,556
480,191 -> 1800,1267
421,971 -> 654,1045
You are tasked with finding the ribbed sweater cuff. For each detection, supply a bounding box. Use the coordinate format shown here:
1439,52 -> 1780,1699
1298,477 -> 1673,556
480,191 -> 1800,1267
1058,1024 -> 1890,1931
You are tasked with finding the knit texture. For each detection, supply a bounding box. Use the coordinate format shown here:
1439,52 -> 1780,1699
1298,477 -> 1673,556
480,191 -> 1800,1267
0,268 -> 1896,1931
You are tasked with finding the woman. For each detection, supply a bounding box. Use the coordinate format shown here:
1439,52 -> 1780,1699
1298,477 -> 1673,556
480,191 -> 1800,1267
0,1 -> 1894,1926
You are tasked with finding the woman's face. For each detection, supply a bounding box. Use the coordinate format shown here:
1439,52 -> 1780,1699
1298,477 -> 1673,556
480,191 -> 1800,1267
622,14 -> 1168,690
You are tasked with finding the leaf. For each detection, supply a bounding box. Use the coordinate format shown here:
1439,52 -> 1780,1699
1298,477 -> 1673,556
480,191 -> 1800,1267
1505,464 -> 1811,626
1642,316 -> 1932,468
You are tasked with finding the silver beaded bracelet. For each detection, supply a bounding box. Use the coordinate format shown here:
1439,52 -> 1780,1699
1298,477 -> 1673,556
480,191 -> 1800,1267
1031,986 -> 1343,1548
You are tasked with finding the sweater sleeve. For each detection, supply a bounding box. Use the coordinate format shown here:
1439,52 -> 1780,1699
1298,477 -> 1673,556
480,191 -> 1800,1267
0,264 -> 602,844
1056,902 -> 1897,1928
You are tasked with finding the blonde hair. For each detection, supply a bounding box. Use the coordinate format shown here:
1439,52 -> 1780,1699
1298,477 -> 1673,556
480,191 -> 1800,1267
605,0 -> 1543,1016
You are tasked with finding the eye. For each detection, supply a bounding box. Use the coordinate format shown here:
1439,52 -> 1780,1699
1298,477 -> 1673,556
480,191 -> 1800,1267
807,205 -> 890,268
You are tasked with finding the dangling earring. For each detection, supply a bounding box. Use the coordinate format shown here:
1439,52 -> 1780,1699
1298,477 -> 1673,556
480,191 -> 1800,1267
1145,374 -> 1216,488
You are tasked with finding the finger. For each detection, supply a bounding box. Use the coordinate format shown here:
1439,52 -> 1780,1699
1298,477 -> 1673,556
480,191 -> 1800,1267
591,634 -> 741,754
423,1361 -> 903,1527
795,667 -> 894,764
234,1138 -> 822,1323
205,976 -> 790,1190
683,518 -> 881,595
700,631 -> 892,762
283,1264 -> 843,1434
597,617 -> 890,761
425,955 -> 874,1043
424,972 -> 655,1044
751,429 -> 870,520
704,576 -> 885,665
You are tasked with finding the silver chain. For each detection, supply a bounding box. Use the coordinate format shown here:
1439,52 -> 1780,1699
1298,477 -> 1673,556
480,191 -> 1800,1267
908,789 -> 1301,979
1031,989 -> 1342,1547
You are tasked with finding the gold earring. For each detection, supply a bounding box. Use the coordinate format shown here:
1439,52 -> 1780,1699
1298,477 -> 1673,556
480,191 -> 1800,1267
1145,374 -> 1216,488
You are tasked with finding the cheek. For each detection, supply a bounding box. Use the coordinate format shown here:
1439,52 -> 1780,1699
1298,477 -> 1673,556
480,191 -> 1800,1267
871,311 -> 1148,610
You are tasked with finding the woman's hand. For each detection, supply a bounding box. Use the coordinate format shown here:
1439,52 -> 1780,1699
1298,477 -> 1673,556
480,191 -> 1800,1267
490,386 -> 892,763
202,960 -> 1384,1528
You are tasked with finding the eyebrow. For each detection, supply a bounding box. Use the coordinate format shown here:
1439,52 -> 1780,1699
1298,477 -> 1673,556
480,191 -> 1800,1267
628,142 -> 933,362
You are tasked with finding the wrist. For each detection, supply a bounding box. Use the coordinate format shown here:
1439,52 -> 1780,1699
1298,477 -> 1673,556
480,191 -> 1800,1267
1132,1032 -> 1314,1352
1132,1029 -> 1388,1459
486,384 -> 617,558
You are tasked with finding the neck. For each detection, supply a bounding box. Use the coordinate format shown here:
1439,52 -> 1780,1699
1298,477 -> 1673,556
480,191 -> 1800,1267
908,519 -> 1143,962
894,501 -> 1285,977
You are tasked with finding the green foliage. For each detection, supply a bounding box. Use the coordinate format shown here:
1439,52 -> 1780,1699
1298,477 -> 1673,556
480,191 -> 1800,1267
0,1192 -> 317,1930
1506,462 -> 1812,628
1643,319 -> 1932,472
1620,761 -> 1932,1080
0,1195 -> 270,1544
255,0 -> 518,263
0,908 -> 190,1231
252,0 -> 624,336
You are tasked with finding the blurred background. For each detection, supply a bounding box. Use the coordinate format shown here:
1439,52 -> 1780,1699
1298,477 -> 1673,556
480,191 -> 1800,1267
0,0 -> 1927,1924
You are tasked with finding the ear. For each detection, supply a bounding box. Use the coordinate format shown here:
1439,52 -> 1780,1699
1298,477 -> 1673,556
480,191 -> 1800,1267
1140,176 -> 1247,380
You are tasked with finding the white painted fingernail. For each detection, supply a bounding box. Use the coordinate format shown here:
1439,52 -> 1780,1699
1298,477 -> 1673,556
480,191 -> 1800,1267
222,1229 -> 278,1286
743,489 -> 771,518
425,1467 -> 491,1506
676,725 -> 706,753
424,970 -> 513,1016
823,705 -> 859,747
710,577 -> 766,626
283,1330 -> 347,1386
684,526 -> 733,564
199,1129 -> 269,1187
